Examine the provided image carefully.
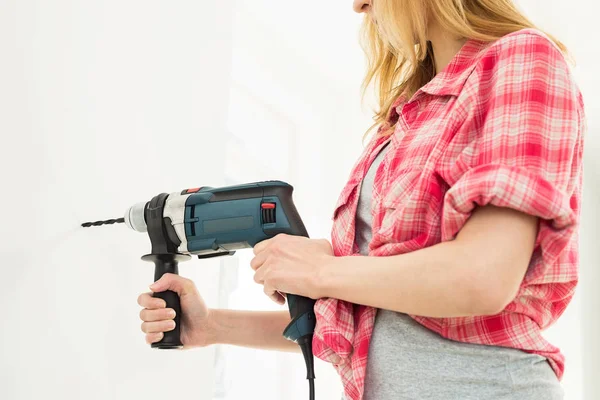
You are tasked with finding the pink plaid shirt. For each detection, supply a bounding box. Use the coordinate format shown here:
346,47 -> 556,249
312,29 -> 586,400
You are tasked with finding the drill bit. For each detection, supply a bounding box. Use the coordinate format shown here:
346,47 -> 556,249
81,218 -> 125,228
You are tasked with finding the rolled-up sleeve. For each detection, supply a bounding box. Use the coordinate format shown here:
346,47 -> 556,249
440,32 -> 584,255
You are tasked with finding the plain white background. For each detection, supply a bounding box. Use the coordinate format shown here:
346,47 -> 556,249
1,1 -> 598,399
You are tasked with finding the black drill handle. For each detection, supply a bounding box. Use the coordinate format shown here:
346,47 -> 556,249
287,294 -> 316,321
141,253 -> 191,349
152,289 -> 182,349
260,183 -> 318,343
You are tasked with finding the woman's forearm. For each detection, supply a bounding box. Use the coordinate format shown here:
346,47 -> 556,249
318,206 -> 536,318
206,309 -> 300,353
319,240 -> 500,318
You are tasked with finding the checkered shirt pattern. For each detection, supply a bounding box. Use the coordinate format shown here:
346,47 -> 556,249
312,29 -> 586,400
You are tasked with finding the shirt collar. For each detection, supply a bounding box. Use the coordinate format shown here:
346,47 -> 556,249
384,38 -> 491,127
417,38 -> 491,97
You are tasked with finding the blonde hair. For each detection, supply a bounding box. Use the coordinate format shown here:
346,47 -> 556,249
361,0 -> 568,140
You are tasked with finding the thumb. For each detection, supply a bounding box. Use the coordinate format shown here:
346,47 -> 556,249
149,273 -> 195,296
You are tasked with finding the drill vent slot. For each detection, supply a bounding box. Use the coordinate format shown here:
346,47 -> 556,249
262,205 -> 276,224
190,205 -> 196,236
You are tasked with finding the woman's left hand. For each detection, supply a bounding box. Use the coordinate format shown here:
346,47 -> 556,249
250,234 -> 334,304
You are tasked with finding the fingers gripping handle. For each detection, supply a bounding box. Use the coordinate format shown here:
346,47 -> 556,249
141,253 -> 191,349
153,289 -> 182,349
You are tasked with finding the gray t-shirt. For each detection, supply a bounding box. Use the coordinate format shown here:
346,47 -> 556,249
344,141 -> 563,400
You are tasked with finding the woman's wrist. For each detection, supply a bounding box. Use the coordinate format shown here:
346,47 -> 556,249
203,308 -> 221,346
315,254 -> 345,299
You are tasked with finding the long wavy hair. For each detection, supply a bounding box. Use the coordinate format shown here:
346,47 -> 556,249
361,0 -> 568,139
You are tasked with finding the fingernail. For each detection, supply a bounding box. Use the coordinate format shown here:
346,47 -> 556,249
149,283 -> 157,291
168,309 -> 176,318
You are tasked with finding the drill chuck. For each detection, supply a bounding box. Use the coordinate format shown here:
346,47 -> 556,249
124,202 -> 148,232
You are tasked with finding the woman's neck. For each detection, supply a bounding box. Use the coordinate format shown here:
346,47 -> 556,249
427,21 -> 468,74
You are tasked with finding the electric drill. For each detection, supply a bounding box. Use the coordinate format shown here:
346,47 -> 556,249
82,180 -> 317,399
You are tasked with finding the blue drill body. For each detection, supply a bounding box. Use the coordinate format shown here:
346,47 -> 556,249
179,181 -> 316,342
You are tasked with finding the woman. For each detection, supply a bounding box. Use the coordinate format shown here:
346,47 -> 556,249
137,1 -> 585,399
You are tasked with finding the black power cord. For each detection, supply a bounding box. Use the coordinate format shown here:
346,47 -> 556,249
298,335 -> 316,400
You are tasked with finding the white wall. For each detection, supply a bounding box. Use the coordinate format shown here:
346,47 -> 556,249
0,1 -> 235,399
1,1 -> 598,400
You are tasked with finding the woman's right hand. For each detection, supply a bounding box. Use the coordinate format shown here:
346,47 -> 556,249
137,273 -> 212,348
